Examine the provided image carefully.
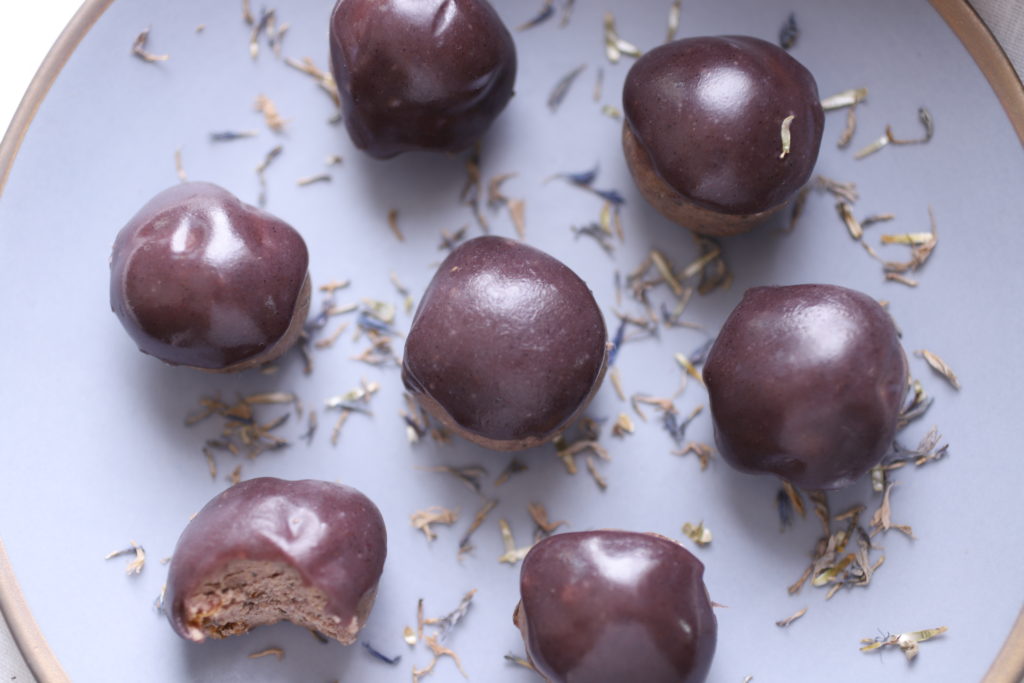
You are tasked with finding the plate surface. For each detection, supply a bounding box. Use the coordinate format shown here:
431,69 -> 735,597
2,1 -> 1023,681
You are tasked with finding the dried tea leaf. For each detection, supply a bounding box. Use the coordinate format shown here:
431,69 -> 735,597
837,201 -> 862,240
556,438 -> 610,475
411,506 -> 459,542
425,589 -> 477,641
611,412 -> 634,437
781,481 -> 806,524
682,521 -> 712,546
494,458 -> 527,486
820,88 -> 868,111
815,175 -> 859,203
788,185 -> 811,232
885,273 -> 918,287
498,520 -> 532,565
601,104 -> 623,120
202,446 -> 218,479
386,208 -> 405,242
674,352 -> 704,385
870,482 -> 914,538
915,350 -> 961,390
254,94 -> 287,132
105,541 -> 146,575
559,0 -> 575,27
528,503 -> 566,537
132,27 -> 169,62
297,173 -> 331,186
460,143 -> 488,232
439,226 -> 468,252
675,441 -> 713,470
854,133 -> 889,160
505,653 -> 535,670
775,607 -> 807,627
860,626 -> 948,661
548,64 -> 586,111
284,56 -> 341,108
508,199 -> 526,240
425,635 -> 467,677
458,499 -> 498,555
651,250 -> 684,297
861,213 -> 895,228
174,147 -> 187,182
887,107 -> 934,145
585,455 -> 608,490
837,105 -> 858,148
255,145 -> 283,207
779,114 -> 795,159
666,0 -> 683,43
603,12 -> 642,64
247,8 -> 274,58
426,465 -> 488,495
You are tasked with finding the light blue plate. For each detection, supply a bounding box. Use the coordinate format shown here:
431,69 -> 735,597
2,1 -> 1022,681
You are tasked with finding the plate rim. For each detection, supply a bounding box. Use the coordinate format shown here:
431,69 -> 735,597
0,1 -> 1021,681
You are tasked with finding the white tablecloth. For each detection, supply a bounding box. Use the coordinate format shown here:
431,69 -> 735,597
1,1 -> 1021,681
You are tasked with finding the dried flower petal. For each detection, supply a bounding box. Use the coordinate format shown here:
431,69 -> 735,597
779,12 -> 799,49
498,520 -> 532,565
887,108 -> 935,145
105,541 -> 146,575
666,0 -> 682,43
775,607 -> 807,627
458,499 -> 498,555
915,349 -> 961,390
548,64 -> 586,111
837,201 -> 863,240
820,88 -> 868,111
132,27 -> 169,63
854,133 -> 889,160
411,506 -> 459,542
682,521 -> 712,546
517,0 -> 555,31
860,626 -> 948,661
603,12 -> 642,64
779,114 -> 795,159
254,94 -> 287,132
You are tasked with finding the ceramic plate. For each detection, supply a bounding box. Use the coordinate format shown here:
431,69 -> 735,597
2,1 -> 1023,681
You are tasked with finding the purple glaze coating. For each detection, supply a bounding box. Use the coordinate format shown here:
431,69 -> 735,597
623,36 -> 824,215
329,0 -> 517,158
402,236 -> 606,446
517,531 -> 716,683
165,478 -> 387,641
703,284 -> 908,490
109,182 -> 309,369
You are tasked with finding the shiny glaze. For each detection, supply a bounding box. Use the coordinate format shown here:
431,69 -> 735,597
165,477 -> 387,641
109,182 -> 309,369
703,285 -> 908,490
402,236 -> 606,446
623,36 -> 824,215
516,531 -> 716,683
329,0 -> 517,158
